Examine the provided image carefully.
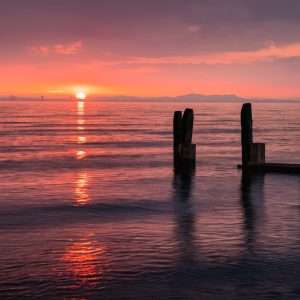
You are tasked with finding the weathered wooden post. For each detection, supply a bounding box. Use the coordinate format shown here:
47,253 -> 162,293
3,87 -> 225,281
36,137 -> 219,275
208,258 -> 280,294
173,108 -> 196,169
181,108 -> 196,161
181,109 -> 194,144
238,103 -> 300,173
241,103 -> 253,166
173,111 -> 182,165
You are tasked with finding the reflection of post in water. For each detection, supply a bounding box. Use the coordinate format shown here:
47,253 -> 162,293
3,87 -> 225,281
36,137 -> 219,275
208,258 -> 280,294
76,101 -> 87,160
172,167 -> 196,267
240,169 -> 265,249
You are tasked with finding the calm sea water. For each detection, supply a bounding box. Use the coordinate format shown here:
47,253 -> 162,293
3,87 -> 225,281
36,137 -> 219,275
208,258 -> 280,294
0,101 -> 299,299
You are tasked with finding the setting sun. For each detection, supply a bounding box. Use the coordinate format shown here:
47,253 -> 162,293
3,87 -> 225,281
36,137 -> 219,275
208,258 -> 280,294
75,92 -> 86,100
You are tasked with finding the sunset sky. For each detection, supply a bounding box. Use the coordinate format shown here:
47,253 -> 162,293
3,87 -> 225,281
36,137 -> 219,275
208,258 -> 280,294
1,0 -> 300,99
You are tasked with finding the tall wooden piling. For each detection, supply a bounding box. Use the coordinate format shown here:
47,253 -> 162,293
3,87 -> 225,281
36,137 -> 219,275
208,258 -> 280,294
173,108 -> 196,169
181,108 -> 194,145
241,103 -> 253,165
173,111 -> 183,165
238,103 -> 300,173
173,111 -> 182,151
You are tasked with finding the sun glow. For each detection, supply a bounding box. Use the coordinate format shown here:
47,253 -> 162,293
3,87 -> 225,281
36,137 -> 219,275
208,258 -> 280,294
75,92 -> 86,100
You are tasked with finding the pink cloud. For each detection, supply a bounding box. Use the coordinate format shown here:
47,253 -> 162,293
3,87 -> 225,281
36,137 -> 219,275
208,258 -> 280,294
54,41 -> 83,55
188,25 -> 202,32
29,45 -> 49,56
89,42 -> 300,66
29,41 -> 83,56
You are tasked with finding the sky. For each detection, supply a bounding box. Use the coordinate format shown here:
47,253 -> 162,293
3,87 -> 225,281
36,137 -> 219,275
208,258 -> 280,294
1,0 -> 300,99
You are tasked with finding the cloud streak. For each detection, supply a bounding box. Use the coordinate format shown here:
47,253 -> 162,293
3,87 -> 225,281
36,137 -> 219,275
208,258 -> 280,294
29,45 -> 50,56
88,42 -> 300,66
54,41 -> 83,55
29,41 -> 83,56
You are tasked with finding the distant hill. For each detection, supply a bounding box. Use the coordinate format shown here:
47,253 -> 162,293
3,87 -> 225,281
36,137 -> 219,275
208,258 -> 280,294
92,94 -> 247,102
174,94 -> 246,102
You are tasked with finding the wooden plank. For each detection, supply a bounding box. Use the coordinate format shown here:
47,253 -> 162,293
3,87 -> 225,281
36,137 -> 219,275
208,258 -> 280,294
238,163 -> 300,174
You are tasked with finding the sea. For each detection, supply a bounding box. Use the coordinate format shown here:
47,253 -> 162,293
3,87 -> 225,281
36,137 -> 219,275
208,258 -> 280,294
0,101 -> 299,299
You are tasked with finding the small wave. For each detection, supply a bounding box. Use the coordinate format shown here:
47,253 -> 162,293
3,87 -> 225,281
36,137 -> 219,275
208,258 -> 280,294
0,200 -> 171,230
0,154 -> 172,172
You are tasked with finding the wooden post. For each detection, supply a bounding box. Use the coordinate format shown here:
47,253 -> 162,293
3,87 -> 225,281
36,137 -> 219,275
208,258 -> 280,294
173,111 -> 182,165
173,108 -> 196,169
181,108 -> 194,144
238,104 -> 300,174
241,103 -> 253,165
182,144 -> 196,160
182,109 -> 196,162
173,111 -> 182,151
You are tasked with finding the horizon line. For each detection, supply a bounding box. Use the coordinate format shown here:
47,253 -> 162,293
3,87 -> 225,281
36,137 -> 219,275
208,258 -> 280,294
0,92 -> 300,101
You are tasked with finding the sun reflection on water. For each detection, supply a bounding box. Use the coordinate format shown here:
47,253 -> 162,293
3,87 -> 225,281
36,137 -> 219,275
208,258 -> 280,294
77,136 -> 86,144
77,101 -> 85,115
76,150 -> 87,160
76,101 -> 87,158
75,171 -> 90,205
61,234 -> 109,287
77,101 -> 85,131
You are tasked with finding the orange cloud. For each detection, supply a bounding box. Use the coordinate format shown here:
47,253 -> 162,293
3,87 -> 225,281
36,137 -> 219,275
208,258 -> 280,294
90,42 -> 300,66
29,41 -> 83,56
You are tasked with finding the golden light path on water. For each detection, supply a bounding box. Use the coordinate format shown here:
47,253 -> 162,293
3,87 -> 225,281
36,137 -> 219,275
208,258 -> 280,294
62,99 -> 109,288
75,171 -> 90,206
76,101 -> 87,160
58,99 -> 108,288
61,233 -> 109,288
75,100 -> 89,205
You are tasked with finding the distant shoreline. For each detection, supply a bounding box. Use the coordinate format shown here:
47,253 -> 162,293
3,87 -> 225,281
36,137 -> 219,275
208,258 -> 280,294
1,93 -> 300,103
0,99 -> 299,103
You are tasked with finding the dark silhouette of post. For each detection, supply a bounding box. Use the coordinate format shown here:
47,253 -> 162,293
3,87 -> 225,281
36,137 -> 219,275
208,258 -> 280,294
238,103 -> 299,173
181,108 -> 194,144
173,111 -> 182,164
241,103 -> 253,166
173,108 -> 196,170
